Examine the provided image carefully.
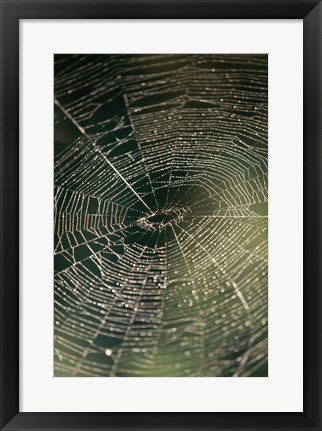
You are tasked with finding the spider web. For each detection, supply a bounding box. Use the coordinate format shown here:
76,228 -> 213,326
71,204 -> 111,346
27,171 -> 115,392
54,54 -> 268,377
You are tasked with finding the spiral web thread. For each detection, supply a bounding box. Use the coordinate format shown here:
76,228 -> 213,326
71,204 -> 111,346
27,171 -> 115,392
54,54 -> 268,377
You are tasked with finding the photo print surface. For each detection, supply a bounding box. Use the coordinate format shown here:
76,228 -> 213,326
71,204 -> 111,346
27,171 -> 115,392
54,54 -> 268,377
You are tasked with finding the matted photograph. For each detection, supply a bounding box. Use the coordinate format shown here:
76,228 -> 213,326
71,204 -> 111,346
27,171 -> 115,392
54,54 -> 268,377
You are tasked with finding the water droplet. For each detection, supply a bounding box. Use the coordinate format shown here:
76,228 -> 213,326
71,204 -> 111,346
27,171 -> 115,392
105,348 -> 113,356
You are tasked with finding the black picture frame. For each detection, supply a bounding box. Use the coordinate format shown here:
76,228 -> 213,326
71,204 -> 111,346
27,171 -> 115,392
0,1 -> 321,430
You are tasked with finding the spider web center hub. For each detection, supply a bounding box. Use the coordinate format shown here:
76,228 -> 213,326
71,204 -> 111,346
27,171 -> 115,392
137,208 -> 188,231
